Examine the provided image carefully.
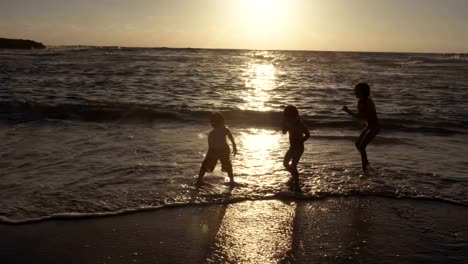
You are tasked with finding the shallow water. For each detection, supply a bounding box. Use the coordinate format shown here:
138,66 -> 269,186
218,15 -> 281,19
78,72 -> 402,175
1,47 -> 467,223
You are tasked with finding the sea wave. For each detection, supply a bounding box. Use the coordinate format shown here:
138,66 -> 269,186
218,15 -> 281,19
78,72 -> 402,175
44,45 -> 212,54
1,100 -> 466,135
0,46 -> 215,59
406,54 -> 468,64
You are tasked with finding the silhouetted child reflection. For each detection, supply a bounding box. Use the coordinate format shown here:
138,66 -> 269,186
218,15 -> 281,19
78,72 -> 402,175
282,105 -> 310,189
196,112 -> 237,185
342,83 -> 381,171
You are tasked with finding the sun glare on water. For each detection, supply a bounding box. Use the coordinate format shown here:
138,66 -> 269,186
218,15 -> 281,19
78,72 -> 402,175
241,60 -> 277,111
237,129 -> 282,178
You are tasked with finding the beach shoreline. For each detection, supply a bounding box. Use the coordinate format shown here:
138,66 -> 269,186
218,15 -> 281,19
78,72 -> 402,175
1,196 -> 466,264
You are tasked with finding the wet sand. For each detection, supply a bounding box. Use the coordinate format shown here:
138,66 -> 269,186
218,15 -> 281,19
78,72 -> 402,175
0,197 -> 467,264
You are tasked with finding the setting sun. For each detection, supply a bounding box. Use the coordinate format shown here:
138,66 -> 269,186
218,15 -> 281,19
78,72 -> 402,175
230,0 -> 292,46
241,0 -> 285,15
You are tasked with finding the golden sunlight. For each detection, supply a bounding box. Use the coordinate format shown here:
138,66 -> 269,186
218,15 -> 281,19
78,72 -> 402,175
248,0 -> 282,13
207,200 -> 295,263
235,0 -> 290,39
241,60 -> 276,111
237,129 -> 282,177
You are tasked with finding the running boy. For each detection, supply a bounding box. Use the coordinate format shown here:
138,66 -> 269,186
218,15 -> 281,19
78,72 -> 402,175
196,112 -> 237,185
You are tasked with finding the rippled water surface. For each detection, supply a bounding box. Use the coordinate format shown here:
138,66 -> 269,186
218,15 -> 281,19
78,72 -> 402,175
1,47 -> 467,223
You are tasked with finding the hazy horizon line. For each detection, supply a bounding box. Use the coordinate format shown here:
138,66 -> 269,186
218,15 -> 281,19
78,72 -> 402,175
44,43 -> 467,55
2,36 -> 466,54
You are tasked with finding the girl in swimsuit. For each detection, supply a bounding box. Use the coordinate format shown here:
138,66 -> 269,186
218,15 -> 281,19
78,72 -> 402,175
282,105 -> 310,189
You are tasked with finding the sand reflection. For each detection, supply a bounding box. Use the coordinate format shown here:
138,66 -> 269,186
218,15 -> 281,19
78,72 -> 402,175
206,200 -> 296,263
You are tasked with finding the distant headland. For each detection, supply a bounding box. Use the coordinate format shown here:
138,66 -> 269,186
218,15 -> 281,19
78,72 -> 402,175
0,38 -> 46,49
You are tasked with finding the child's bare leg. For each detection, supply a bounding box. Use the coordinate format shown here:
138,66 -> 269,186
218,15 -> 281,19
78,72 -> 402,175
290,154 -> 302,184
355,128 -> 368,152
358,128 -> 380,171
227,168 -> 235,184
196,165 -> 206,184
290,147 -> 304,185
290,162 -> 299,182
357,138 -> 369,171
221,155 -> 235,184
360,150 -> 368,171
355,129 -> 369,169
283,149 -> 292,172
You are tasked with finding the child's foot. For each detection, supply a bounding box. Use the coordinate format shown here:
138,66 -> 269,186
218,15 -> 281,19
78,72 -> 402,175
293,182 -> 301,192
287,180 -> 301,192
362,164 -> 367,171
195,178 -> 203,186
287,178 -> 300,190
228,180 -> 236,189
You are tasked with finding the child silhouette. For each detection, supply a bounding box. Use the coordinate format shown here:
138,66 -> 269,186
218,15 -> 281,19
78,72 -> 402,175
196,112 -> 237,185
282,105 -> 310,189
343,83 -> 381,171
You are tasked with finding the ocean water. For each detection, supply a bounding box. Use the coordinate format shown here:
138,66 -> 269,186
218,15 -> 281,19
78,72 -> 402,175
1,47 -> 467,223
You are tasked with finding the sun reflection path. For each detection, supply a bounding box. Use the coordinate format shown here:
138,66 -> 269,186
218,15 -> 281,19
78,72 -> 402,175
241,61 -> 277,111
236,129 -> 284,180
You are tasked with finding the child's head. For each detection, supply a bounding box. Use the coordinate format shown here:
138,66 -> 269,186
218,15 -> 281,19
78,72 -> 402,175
210,112 -> 225,128
283,105 -> 299,121
354,83 -> 370,99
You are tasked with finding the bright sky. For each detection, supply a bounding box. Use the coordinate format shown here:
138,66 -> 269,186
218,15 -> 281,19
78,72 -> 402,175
1,0 -> 467,53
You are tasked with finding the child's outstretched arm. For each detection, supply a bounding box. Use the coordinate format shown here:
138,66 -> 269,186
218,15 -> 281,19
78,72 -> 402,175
342,106 -> 358,119
227,129 -> 237,156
